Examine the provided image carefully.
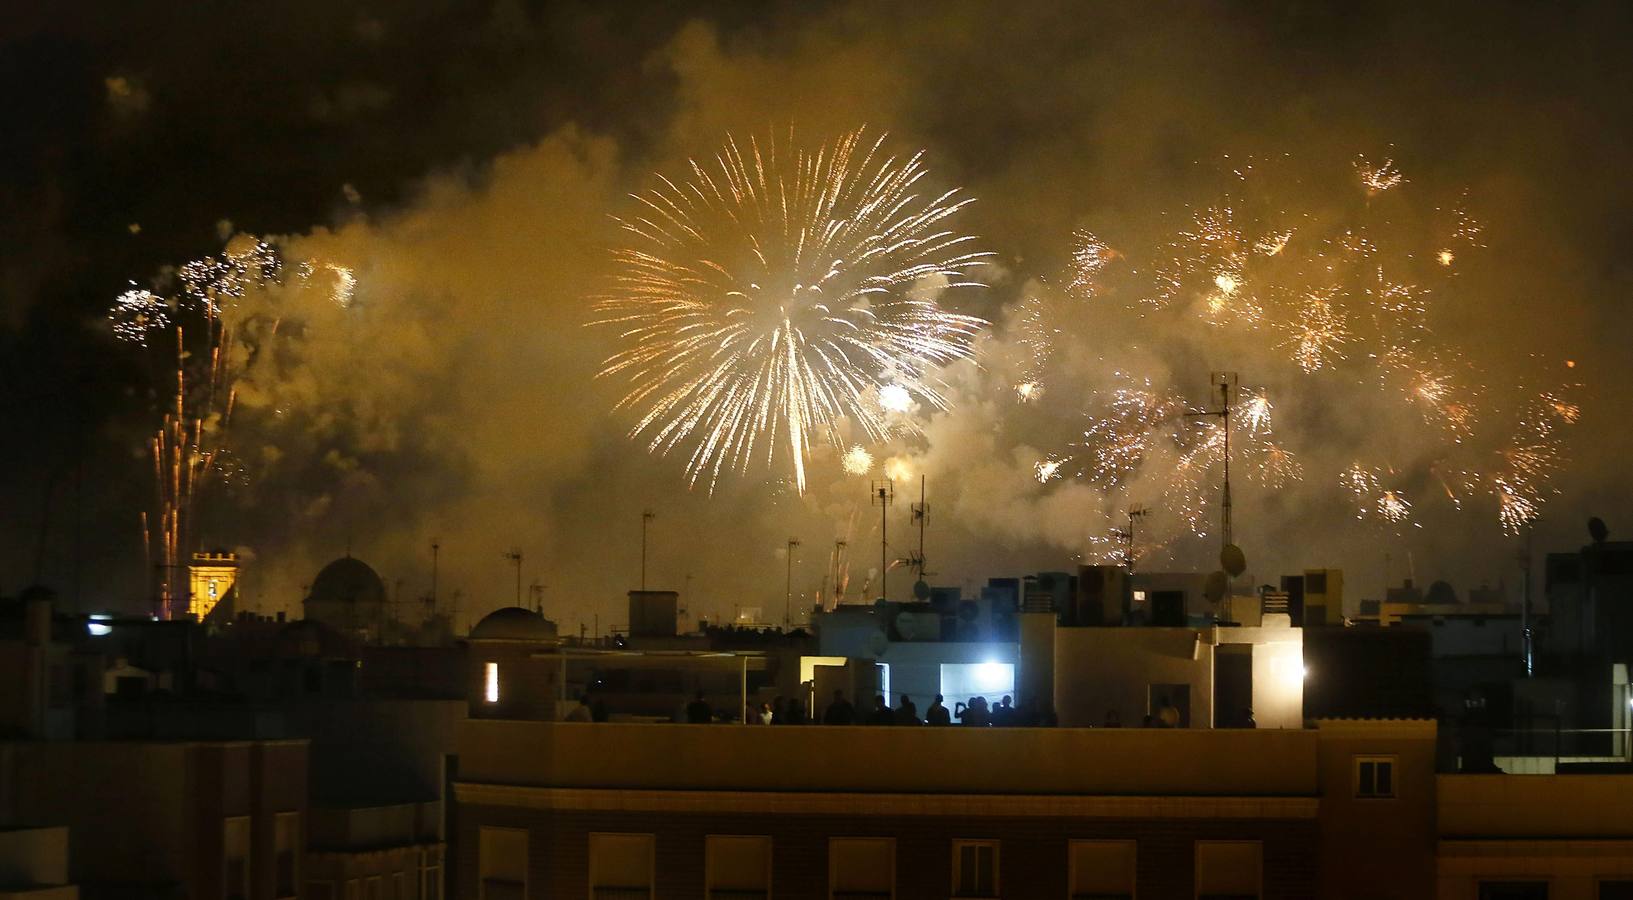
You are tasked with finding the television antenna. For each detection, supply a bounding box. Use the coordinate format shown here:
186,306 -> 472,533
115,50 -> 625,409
870,479 -> 895,601
502,547 -> 523,607
1184,371 -> 1238,552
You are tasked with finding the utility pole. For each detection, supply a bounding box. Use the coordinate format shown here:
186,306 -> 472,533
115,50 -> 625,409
640,510 -> 655,591
785,537 -> 801,628
503,548 -> 523,608
870,479 -> 894,601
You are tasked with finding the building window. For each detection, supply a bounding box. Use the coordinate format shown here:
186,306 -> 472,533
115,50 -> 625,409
829,837 -> 894,899
1068,840 -> 1136,899
1479,884 -> 1548,900
1600,882 -> 1633,900
480,826 -> 528,900
274,811 -> 300,898
224,816 -> 251,900
485,662 -> 500,703
706,835 -> 771,899
952,840 -> 998,898
1354,755 -> 1396,798
589,832 -> 654,899
1195,840 -> 1260,900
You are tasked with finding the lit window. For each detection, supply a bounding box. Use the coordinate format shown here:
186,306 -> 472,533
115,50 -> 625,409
484,662 -> 499,704
952,840 -> 998,898
1133,590 -> 1147,603
1069,839 -> 1136,898
706,835 -> 770,899
830,837 -> 894,899
1355,755 -> 1396,799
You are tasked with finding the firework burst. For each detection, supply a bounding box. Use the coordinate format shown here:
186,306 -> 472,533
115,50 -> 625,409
594,128 -> 990,493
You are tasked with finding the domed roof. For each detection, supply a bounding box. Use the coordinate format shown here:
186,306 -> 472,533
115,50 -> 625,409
305,556 -> 387,609
470,606 -> 558,641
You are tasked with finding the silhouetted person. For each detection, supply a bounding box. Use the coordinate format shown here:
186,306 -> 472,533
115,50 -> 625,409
925,694 -> 951,726
991,695 -> 1015,726
685,690 -> 712,724
772,696 -> 787,725
823,689 -> 855,725
1242,707 -> 1256,729
1103,709 -> 1122,728
785,698 -> 808,725
867,694 -> 895,725
896,696 -> 921,725
956,696 -> 990,727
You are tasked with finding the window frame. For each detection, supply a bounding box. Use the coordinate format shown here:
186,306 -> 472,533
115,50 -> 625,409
1193,839 -> 1262,900
1353,754 -> 1398,799
273,809 -> 301,899
479,825 -> 529,900
1067,839 -> 1137,899
950,839 -> 1000,899
223,815 -> 252,900
704,834 -> 772,899
828,836 -> 896,900
588,831 -> 656,900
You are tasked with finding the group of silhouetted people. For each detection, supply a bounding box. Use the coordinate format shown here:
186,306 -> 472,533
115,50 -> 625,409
804,689 -> 1056,727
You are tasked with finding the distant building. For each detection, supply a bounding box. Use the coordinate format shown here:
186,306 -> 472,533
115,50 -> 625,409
303,556 -> 389,643
188,550 -> 239,623
452,717 -> 1439,899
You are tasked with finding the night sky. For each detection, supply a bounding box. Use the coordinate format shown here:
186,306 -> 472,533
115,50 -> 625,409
5,2 -> 1632,630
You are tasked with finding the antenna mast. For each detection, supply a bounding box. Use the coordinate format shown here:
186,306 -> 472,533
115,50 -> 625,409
870,479 -> 895,601
784,537 -> 801,628
502,547 -> 523,608
910,475 -> 929,579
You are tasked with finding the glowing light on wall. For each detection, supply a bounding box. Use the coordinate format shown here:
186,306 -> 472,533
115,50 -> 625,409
484,662 -> 500,703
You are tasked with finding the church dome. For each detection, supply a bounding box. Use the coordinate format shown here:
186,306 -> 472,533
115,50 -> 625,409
470,606 -> 558,641
305,557 -> 387,610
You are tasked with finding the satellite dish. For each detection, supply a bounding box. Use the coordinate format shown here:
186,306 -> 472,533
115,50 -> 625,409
1589,517 -> 1609,544
912,579 -> 931,601
1204,571 -> 1228,606
1220,544 -> 1247,578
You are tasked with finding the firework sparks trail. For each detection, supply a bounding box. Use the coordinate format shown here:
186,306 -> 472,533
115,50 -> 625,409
113,236 -> 353,616
594,128 -> 990,493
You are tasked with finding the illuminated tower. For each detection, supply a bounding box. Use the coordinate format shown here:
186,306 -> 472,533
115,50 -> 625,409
188,551 -> 239,622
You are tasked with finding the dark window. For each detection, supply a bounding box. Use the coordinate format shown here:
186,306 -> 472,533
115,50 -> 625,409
953,842 -> 997,898
1600,882 -> 1633,900
1306,572 -> 1328,593
1356,757 -> 1395,798
1480,883 -> 1548,900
